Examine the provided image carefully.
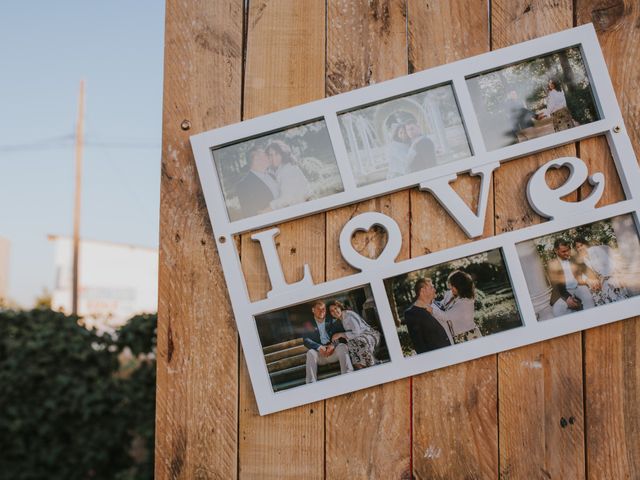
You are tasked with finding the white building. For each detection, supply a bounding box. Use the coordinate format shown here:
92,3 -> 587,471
0,236 -> 9,304
49,235 -> 158,330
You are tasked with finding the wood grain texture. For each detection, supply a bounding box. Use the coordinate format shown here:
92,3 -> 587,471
578,137 -> 638,480
324,3 -> 411,478
407,0 -> 490,73
157,1 -> 243,479
158,0 -> 640,477
407,2 -> 498,479
577,0 -> 640,157
326,0 -> 407,96
497,332 -> 585,480
576,2 -> 640,477
494,145 -> 587,479
491,2 -> 587,478
582,318 -> 640,480
238,2 -> 326,478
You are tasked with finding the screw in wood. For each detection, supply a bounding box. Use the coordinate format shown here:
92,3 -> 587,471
180,119 -> 191,131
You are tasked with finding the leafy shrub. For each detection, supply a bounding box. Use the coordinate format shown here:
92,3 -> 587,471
0,309 -> 156,480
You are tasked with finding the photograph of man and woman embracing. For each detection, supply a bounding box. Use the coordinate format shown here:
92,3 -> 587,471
385,249 -> 523,357
212,120 -> 344,222
338,84 -> 472,187
254,286 -> 390,392
517,214 -> 640,321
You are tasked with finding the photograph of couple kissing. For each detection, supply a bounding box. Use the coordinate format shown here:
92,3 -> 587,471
213,120 -> 344,222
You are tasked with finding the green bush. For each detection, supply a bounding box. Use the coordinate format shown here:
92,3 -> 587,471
0,309 -> 156,480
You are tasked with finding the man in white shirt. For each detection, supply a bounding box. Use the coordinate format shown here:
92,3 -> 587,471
303,300 -> 353,383
547,239 -> 598,317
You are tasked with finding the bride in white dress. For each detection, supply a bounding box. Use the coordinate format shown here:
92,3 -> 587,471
574,236 -> 629,305
266,140 -> 311,210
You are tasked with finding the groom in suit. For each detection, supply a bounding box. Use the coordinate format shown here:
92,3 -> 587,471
403,277 -> 451,353
403,115 -> 437,173
235,145 -> 279,219
303,300 -> 353,383
547,239 -> 598,316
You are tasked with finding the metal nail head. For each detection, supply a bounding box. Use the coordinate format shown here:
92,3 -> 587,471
613,125 -> 621,133
181,119 -> 191,131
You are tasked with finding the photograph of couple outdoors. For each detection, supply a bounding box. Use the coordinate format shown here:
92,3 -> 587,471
338,84 -> 471,187
213,120 -> 344,222
468,46 -> 599,151
517,214 -> 640,321
386,249 -> 523,357
254,287 -> 389,392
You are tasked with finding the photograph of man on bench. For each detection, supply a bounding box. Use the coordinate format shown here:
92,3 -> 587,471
466,46 -> 599,151
255,286 -> 390,392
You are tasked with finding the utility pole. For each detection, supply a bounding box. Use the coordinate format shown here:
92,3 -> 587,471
72,80 -> 85,315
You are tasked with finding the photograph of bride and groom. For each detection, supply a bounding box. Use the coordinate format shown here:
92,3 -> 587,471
338,84 -> 472,187
254,286 -> 390,392
385,249 -> 523,357
517,214 -> 640,320
212,119 -> 344,222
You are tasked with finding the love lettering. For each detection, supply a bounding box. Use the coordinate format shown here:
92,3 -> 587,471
252,156 -> 605,298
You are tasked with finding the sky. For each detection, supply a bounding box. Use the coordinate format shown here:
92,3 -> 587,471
0,2 -> 165,307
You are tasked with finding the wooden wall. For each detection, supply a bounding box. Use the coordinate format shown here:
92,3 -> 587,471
157,1 -> 640,478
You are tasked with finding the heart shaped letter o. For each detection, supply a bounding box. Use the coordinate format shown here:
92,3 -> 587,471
339,212 -> 402,271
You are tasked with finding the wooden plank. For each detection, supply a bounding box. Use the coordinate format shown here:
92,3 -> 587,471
324,2 -> 411,478
156,1 -> 243,478
491,2 -> 586,478
577,1 -> 640,155
406,2 -> 498,478
157,2 -> 640,479
238,1 -> 326,478
577,136 -> 638,479
575,2 -> 640,477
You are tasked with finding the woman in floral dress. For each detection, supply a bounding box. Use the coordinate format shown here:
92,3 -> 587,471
329,301 -> 381,369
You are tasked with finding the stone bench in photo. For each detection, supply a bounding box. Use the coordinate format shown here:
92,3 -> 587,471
263,338 -> 342,392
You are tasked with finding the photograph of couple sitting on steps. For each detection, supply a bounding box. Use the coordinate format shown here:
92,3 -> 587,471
255,286 -> 390,392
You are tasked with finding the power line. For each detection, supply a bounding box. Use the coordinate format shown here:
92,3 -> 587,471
85,140 -> 159,149
0,134 -> 75,152
0,135 -> 159,153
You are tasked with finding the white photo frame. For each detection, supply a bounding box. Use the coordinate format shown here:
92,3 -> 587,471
191,24 -> 640,415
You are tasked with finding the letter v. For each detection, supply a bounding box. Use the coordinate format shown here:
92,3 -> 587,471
419,162 -> 499,238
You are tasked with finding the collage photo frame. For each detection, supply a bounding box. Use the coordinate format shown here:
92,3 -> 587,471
190,24 -> 640,415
